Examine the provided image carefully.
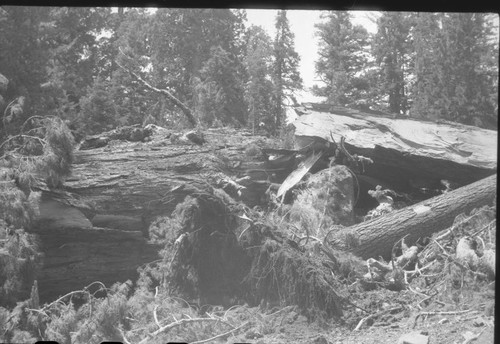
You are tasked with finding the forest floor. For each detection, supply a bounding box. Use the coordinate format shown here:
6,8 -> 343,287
34,125 -> 494,344
224,283 -> 495,344
146,127 -> 495,344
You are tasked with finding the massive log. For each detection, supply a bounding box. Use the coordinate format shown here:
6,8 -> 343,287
28,109 -> 497,303
32,195 -> 161,303
30,128 -> 286,302
293,105 -> 497,192
329,174 -> 496,259
65,128 -> 280,222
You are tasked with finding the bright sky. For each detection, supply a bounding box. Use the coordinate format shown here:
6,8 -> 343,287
246,9 -> 379,90
246,9 -> 499,94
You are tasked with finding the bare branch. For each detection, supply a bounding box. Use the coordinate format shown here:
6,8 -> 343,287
137,317 -> 235,344
0,134 -> 47,153
118,327 -> 134,344
190,321 -> 250,344
116,52 -> 197,127
354,306 -> 403,331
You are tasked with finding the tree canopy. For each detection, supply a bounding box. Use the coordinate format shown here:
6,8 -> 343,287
0,7 -> 497,143
314,10 -> 498,128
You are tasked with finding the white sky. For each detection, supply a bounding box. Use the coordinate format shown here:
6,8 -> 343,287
246,9 -> 499,92
246,9 -> 379,90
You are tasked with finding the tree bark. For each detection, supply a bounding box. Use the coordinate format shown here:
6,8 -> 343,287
64,129 -> 281,222
32,129 -> 280,302
293,105 -> 497,188
329,174 -> 496,259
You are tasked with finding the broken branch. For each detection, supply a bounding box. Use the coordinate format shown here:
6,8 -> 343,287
116,53 -> 197,127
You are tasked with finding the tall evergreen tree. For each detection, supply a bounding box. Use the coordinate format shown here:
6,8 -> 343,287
0,7 -> 52,120
272,10 -> 302,132
409,12 -> 442,120
372,12 -> 414,115
411,12 -> 497,128
314,11 -> 370,106
148,8 -> 247,127
243,25 -> 274,132
112,8 -> 158,127
43,7 -> 112,107
440,13 -> 497,127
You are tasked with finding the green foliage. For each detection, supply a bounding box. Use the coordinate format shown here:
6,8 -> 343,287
244,25 -> 275,133
314,11 -> 497,127
0,7 -> 52,115
372,12 -> 414,115
1,116 -> 75,189
42,7 -> 113,111
0,179 -> 36,229
272,10 -> 303,131
0,115 -> 70,307
0,222 -> 41,307
409,13 -> 498,127
71,283 -> 130,344
77,78 -> 120,135
148,215 -> 180,244
1,7 -> 498,138
112,9 -> 158,128
42,118 -> 75,188
44,303 -> 79,343
147,9 -> 249,127
314,11 -> 370,106
0,276 -> 260,344
193,45 -> 247,126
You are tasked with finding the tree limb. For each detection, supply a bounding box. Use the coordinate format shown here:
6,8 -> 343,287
116,56 -> 197,127
190,321 -> 250,344
137,317 -> 235,344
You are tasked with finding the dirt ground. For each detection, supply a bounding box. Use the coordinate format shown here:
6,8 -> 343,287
225,284 -> 495,344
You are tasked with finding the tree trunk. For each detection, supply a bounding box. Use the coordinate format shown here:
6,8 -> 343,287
329,174 -> 496,259
31,128 -> 282,302
293,105 -> 497,189
65,128 -> 284,222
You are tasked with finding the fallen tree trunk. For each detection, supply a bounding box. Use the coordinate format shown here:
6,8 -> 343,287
28,127 -> 283,302
64,128 -> 279,222
329,174 -> 496,259
293,105 -> 497,191
32,197 -> 161,303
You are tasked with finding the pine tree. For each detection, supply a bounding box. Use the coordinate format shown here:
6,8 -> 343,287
439,13 -> 497,127
314,11 -> 370,106
409,12 -> 442,120
149,8 -> 248,127
272,10 -> 302,132
410,12 -> 497,128
243,25 -> 274,133
112,8 -> 159,127
372,12 -> 414,115
0,7 -> 52,122
43,7 -> 113,112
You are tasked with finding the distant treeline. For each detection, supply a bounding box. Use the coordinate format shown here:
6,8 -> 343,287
0,8 -> 497,138
314,12 -> 498,129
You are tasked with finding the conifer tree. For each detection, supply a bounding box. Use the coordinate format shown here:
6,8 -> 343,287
272,10 -> 302,132
244,25 -> 274,133
149,8 -> 248,127
314,11 -> 370,106
410,12 -> 497,128
372,12 -> 414,115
